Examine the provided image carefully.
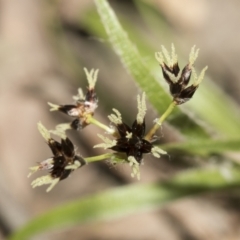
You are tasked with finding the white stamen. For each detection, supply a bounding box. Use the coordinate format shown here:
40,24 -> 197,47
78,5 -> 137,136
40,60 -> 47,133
151,146 -> 167,158
126,132 -> 132,139
128,156 -> 140,180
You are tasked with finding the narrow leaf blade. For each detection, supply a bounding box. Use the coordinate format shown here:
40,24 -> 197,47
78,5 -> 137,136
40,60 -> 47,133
10,167 -> 240,240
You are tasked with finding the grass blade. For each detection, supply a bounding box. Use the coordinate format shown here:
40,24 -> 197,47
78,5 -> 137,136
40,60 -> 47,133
9,167 -> 240,240
162,138 -> 240,156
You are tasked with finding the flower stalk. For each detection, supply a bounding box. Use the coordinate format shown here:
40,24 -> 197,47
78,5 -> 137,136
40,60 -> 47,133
85,153 -> 116,163
87,116 -> 114,134
145,101 -> 176,141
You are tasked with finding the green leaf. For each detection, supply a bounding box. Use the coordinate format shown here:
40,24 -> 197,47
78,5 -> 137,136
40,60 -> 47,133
10,167 -> 240,240
94,0 -> 209,140
161,138 -> 240,155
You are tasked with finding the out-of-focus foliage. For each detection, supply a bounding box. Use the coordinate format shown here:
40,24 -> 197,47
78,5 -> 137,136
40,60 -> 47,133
8,0 -> 240,239
9,167 -> 240,240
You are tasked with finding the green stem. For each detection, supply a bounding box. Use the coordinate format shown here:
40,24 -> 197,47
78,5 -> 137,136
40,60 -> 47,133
87,116 -> 114,133
145,101 -> 176,141
85,153 -> 114,163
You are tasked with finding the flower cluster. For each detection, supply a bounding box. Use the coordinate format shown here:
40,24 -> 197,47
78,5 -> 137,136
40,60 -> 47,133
28,123 -> 86,192
48,68 -> 98,132
29,45 -> 207,191
155,44 -> 207,105
94,93 -> 166,179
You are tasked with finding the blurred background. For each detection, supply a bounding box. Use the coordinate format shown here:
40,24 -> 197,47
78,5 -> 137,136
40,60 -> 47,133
1,0 -> 240,239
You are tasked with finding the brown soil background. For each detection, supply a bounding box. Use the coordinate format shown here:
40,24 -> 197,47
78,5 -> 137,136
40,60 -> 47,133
1,0 -> 240,239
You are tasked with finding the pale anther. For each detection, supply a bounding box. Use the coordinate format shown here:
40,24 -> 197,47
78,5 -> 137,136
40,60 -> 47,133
151,146 -> 167,158
128,156 -> 140,180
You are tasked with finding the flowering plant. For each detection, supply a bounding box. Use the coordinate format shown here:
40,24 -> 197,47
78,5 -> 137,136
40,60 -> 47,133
28,46 -> 207,192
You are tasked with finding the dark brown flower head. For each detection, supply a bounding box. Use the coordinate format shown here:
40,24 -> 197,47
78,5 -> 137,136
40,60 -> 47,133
28,123 -> 86,192
110,119 -> 152,163
94,93 -> 166,179
48,68 -> 99,130
156,44 -> 208,105
47,137 -> 85,180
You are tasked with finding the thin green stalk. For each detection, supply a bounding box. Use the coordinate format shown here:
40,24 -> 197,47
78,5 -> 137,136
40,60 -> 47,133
85,153 -> 113,163
87,116 -> 114,133
145,101 -> 176,141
